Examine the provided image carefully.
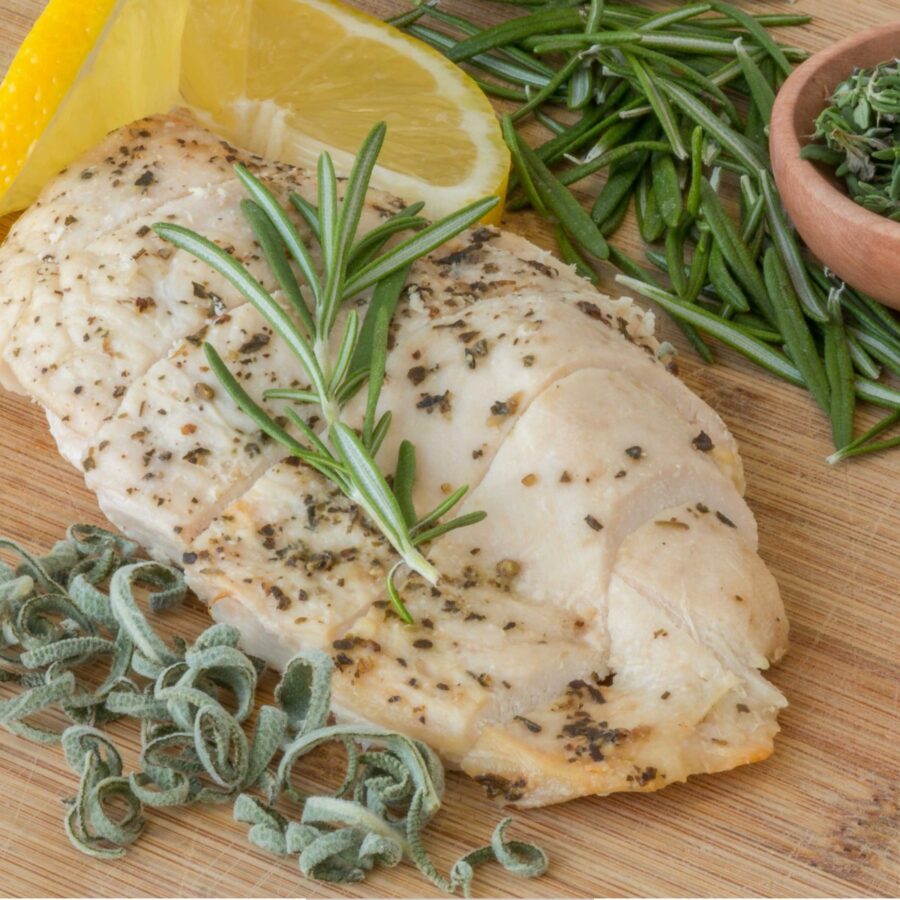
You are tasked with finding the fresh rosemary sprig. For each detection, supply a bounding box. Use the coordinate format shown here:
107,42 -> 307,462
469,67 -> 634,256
154,123 -> 498,622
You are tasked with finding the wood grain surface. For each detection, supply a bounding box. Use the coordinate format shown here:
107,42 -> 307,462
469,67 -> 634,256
1,1 -> 898,896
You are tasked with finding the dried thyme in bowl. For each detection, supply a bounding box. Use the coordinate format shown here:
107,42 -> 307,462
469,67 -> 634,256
801,58 -> 900,222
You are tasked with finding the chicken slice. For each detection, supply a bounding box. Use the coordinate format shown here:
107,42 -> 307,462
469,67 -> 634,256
0,112 -> 244,387
613,501 -> 789,672
461,570 -> 786,807
186,460 -> 397,651
338,290 -> 743,524
328,573 -> 603,763
429,367 -> 757,625
82,303 -> 313,560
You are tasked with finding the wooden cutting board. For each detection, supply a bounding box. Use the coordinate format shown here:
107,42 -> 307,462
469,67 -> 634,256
0,1 -> 898,896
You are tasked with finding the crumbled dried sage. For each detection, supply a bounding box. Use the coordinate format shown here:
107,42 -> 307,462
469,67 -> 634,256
0,526 -> 548,895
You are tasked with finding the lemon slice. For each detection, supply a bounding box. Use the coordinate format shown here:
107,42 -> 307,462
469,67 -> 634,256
0,0 -> 508,220
0,0 -> 189,216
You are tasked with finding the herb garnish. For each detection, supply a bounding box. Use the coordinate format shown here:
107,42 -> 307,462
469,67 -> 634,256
0,526 -> 548,892
154,124 -> 497,622
801,58 -> 900,222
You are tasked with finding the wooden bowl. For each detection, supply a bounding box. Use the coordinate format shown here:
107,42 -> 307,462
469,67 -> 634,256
770,20 -> 900,310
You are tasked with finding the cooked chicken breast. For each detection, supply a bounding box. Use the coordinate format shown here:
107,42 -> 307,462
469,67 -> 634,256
0,112 -> 788,806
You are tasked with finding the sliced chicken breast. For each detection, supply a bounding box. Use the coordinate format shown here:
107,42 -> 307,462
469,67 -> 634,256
0,112 -> 788,807
82,303 -> 315,560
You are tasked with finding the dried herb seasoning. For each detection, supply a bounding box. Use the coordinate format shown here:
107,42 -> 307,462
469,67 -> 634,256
802,59 -> 900,222
0,525 -> 547,894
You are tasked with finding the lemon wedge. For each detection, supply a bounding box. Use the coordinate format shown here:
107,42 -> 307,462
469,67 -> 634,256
0,0 -> 508,220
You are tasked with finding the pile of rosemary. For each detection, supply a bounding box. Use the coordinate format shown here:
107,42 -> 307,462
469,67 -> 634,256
388,0 -> 900,462
0,526 -> 547,893
156,124 -> 496,621
801,58 -> 900,222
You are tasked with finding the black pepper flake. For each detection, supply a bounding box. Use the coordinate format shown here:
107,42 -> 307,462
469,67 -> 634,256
464,612 -> 485,622
567,679 -> 606,704
269,585 -> 291,610
464,338 -> 489,370
525,258 -> 557,278
416,391 -> 450,414
182,447 -> 211,465
560,471 -> 572,483
490,399 -> 517,416
584,515 -> 603,532
387,695 -> 401,703
136,225 -> 151,238
192,282 -> 209,299
696,502 -> 710,514
692,431 -> 714,452
64,215 -> 78,226
396,657 -> 407,667
576,300 -> 607,321
407,365 -> 427,385
625,445 -> 643,460
435,245 -> 480,266
239,332 -> 270,354
436,683 -> 450,691
412,639 -> 433,650
503,621 -> 517,631
514,715 -> 542,733
474,774 -> 526,802
661,690 -> 671,700
332,638 -> 355,650
134,170 -> 156,187
614,470 -> 627,479
736,703 -> 750,713
716,511 -> 737,528
182,552 -> 198,565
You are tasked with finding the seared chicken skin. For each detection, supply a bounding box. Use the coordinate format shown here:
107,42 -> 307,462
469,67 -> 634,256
0,112 -> 787,806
